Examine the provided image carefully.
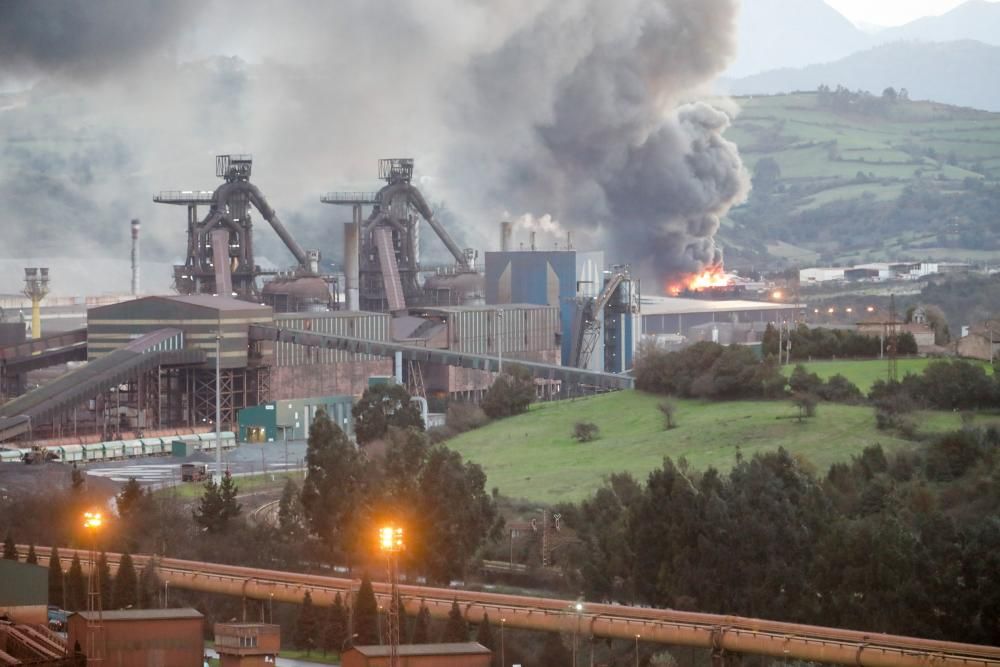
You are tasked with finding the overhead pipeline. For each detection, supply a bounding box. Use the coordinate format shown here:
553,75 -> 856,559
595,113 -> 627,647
27,547 -> 1000,667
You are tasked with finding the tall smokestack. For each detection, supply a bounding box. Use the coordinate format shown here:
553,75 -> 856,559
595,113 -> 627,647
566,231 -> 573,250
130,218 -> 140,296
530,231 -> 536,251
500,221 -> 513,252
343,221 -> 360,311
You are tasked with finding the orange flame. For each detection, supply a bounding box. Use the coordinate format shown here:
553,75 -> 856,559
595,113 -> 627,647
667,266 -> 731,295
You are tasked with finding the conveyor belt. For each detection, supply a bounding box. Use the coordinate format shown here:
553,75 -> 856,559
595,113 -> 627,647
249,325 -> 635,390
374,226 -> 406,313
0,329 -> 203,442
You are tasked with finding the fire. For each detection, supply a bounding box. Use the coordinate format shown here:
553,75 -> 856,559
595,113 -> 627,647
667,266 -> 731,295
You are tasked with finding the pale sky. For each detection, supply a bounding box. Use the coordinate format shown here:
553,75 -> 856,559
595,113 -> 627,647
826,0 -> 997,27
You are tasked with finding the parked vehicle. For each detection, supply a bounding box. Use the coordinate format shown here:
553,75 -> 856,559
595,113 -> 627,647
181,463 -> 208,482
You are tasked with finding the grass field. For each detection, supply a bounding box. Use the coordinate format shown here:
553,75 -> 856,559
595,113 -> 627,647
445,391 -> 978,504
165,470 -> 304,499
781,357 -> 993,392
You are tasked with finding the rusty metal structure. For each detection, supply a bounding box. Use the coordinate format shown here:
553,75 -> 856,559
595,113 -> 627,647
157,155 -> 315,299
322,159 -> 471,314
30,547 -> 1000,667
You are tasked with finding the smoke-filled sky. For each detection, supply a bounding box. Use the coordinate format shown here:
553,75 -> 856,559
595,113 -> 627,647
0,0 -> 748,290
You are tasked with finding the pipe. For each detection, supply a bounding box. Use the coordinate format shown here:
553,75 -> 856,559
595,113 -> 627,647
501,221 -> 513,252
530,231 -> 537,251
405,184 -> 469,269
566,230 -> 573,250
26,547 -> 1000,667
130,219 -> 140,296
343,222 -> 359,311
210,228 -> 233,296
246,184 -> 311,270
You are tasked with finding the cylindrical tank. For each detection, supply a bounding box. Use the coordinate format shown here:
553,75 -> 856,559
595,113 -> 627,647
261,277 -> 333,313
343,222 -> 360,310
423,272 -> 486,307
130,218 -> 141,296
500,221 -> 513,252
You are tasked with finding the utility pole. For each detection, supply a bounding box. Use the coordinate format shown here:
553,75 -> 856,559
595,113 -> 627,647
215,330 -> 223,483
496,308 -> 504,374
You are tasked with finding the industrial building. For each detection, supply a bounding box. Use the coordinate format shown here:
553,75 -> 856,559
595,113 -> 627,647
67,609 -> 204,667
214,623 -> 280,666
341,643 -> 492,667
0,560 -> 47,625
238,395 -> 354,442
800,262 -> 943,284
640,296 -> 801,344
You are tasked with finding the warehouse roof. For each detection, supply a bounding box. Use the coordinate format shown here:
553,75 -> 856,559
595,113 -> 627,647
72,608 -> 203,621
348,643 -> 491,657
640,296 -> 801,316
423,303 -> 554,313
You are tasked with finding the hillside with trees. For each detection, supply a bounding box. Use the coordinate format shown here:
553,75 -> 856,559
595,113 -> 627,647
721,90 -> 1000,269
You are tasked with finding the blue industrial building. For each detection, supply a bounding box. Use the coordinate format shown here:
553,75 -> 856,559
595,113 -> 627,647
485,249 -> 607,369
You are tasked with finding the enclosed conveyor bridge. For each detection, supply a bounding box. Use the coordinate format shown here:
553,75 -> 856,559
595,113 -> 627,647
0,329 -> 204,442
250,324 -> 635,390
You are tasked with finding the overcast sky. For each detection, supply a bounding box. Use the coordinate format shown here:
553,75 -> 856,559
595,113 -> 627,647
826,0 -> 999,27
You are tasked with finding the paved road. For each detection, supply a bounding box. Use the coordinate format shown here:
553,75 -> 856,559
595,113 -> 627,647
85,441 -> 309,486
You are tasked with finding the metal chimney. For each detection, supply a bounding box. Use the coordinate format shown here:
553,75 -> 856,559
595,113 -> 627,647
130,218 -> 141,296
500,221 -> 513,252
566,231 -> 573,250
344,222 -> 360,310
530,231 -> 537,251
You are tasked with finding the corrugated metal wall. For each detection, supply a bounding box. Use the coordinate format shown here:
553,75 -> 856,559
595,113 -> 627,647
447,305 -> 560,356
273,311 -> 391,366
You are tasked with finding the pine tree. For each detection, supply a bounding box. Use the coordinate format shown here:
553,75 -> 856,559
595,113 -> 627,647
97,552 -> 112,606
192,479 -> 224,533
116,477 -> 145,519
48,545 -> 64,608
294,591 -> 318,654
441,600 -> 468,642
2,532 -> 17,560
219,472 -> 242,526
138,559 -> 160,609
476,613 -> 495,652
277,478 -> 303,536
411,604 -> 431,644
322,592 -> 348,655
353,573 -> 379,645
26,544 -> 37,564
539,632 -> 572,667
65,554 -> 86,611
112,552 -> 138,609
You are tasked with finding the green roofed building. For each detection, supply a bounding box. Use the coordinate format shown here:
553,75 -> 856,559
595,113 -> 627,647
0,559 -> 48,624
238,395 -> 353,442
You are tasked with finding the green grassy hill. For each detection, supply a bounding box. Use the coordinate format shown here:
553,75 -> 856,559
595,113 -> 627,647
446,391 -> 982,504
780,357 -> 993,391
723,92 -> 1000,267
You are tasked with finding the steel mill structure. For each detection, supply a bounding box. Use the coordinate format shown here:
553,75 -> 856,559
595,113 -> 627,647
156,154 -> 320,300
25,547 -> 1000,667
322,158 -> 473,314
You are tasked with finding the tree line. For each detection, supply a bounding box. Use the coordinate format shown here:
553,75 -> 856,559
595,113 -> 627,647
556,431 -> 1000,646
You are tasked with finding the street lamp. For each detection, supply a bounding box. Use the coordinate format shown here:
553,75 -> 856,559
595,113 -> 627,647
83,511 -> 105,661
635,634 -> 641,667
572,602 -> 584,667
378,525 -> 404,667
500,617 -> 506,667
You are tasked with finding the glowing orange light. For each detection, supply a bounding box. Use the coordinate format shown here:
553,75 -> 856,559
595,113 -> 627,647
867,306 -> 876,313
83,511 -> 103,530
845,307 -> 853,313
827,307 -> 835,314
379,525 -> 404,553
771,290 -> 783,300
667,266 -> 730,295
